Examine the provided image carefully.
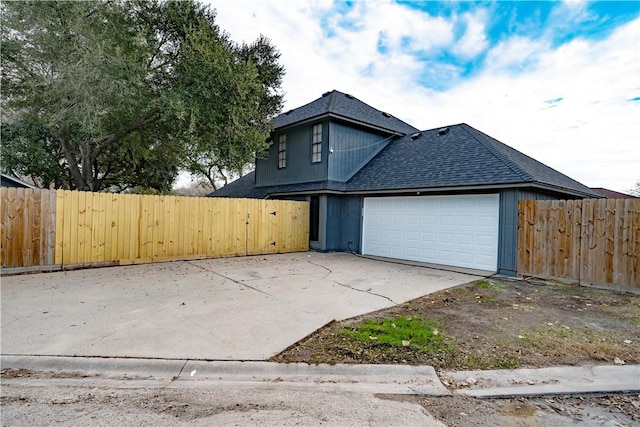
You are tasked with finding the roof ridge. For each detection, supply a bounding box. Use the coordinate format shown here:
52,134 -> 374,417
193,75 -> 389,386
275,90 -> 419,134
459,124 -> 534,182
326,90 -> 338,112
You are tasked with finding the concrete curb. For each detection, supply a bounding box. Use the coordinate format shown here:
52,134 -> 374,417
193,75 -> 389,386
0,355 -> 449,395
0,355 -> 186,380
3,356 -> 638,398
442,365 -> 640,398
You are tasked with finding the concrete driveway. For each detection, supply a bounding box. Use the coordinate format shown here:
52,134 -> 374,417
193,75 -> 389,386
1,252 -> 481,360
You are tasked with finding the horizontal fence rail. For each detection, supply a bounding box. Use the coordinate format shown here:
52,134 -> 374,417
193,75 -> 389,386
517,198 -> 639,291
1,188 -> 309,272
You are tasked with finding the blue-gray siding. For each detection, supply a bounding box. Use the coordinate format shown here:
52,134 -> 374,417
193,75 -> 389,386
257,120 -> 395,187
497,188 -> 579,276
256,120 -> 328,187
325,195 -> 362,252
327,123 -> 393,182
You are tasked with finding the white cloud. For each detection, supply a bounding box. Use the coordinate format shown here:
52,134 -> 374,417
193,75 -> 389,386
484,36 -> 547,72
454,9 -> 489,58
208,1 -> 640,193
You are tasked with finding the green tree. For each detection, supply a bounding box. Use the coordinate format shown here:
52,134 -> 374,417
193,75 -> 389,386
175,31 -> 284,189
1,0 -> 283,192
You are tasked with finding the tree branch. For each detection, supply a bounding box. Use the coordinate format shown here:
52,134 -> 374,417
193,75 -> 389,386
59,137 -> 88,190
92,107 -> 161,162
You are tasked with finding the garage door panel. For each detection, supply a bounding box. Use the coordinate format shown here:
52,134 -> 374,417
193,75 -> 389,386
438,233 -> 454,243
421,232 -> 436,242
363,195 -> 499,271
406,233 -> 419,241
477,235 -> 496,247
438,250 -> 455,263
457,252 -> 474,264
477,216 -> 496,227
406,247 -> 420,257
422,215 -> 437,225
457,234 -> 473,245
458,216 -> 474,226
477,253 -> 495,263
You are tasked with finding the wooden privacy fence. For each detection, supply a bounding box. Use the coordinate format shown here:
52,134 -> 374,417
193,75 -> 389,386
1,188 -> 309,272
517,198 -> 639,290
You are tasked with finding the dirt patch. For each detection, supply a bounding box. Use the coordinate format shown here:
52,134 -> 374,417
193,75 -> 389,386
1,368 -> 99,380
272,277 -> 640,370
0,368 -> 35,379
380,394 -> 640,427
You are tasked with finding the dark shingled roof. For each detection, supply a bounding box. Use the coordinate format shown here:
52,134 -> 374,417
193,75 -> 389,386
275,90 -> 418,135
209,171 -> 265,198
590,188 -> 637,199
347,124 -> 599,197
1,173 -> 37,189
211,123 -> 599,199
210,171 -> 347,198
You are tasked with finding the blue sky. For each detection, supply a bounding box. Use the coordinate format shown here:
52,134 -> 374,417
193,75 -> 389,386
204,0 -> 639,193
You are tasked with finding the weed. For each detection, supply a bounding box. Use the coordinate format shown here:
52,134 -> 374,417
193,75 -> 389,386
474,279 -> 502,290
476,295 -> 497,303
551,284 -> 573,294
339,316 -> 447,353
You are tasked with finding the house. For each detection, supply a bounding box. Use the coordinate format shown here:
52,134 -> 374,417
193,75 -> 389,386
590,187 -> 637,199
1,173 -> 37,189
211,90 -> 600,276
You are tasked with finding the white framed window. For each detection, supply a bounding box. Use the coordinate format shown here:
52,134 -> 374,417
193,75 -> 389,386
278,134 -> 286,169
312,124 -> 322,163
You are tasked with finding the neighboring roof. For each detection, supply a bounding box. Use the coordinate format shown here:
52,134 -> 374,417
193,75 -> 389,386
1,173 -> 37,189
590,187 -> 638,199
210,171 -> 347,198
347,124 -> 600,198
275,90 -> 419,135
212,124 -> 600,199
209,172 -> 263,198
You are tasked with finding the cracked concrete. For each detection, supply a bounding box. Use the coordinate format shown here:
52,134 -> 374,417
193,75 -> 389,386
1,252 -> 481,361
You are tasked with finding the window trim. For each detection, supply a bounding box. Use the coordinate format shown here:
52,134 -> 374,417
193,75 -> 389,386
277,134 -> 287,169
311,124 -> 322,163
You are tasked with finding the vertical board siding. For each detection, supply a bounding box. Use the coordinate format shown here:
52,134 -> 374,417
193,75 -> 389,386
327,123 -> 391,182
497,188 -> 558,276
256,123 -> 328,187
518,198 -> 639,290
1,189 -> 309,270
1,188 -> 56,268
324,195 -> 362,252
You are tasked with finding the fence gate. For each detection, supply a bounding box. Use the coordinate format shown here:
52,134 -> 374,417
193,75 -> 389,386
517,198 -> 639,291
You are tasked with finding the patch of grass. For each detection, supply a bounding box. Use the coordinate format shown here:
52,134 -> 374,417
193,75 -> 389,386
339,316 -> 446,353
474,279 -> 502,290
476,295 -> 497,303
550,284 -> 573,294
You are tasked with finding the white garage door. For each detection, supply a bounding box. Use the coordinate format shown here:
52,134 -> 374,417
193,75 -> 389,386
362,194 -> 499,271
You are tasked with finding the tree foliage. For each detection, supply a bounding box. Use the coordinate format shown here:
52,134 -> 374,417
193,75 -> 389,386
1,0 -> 283,192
